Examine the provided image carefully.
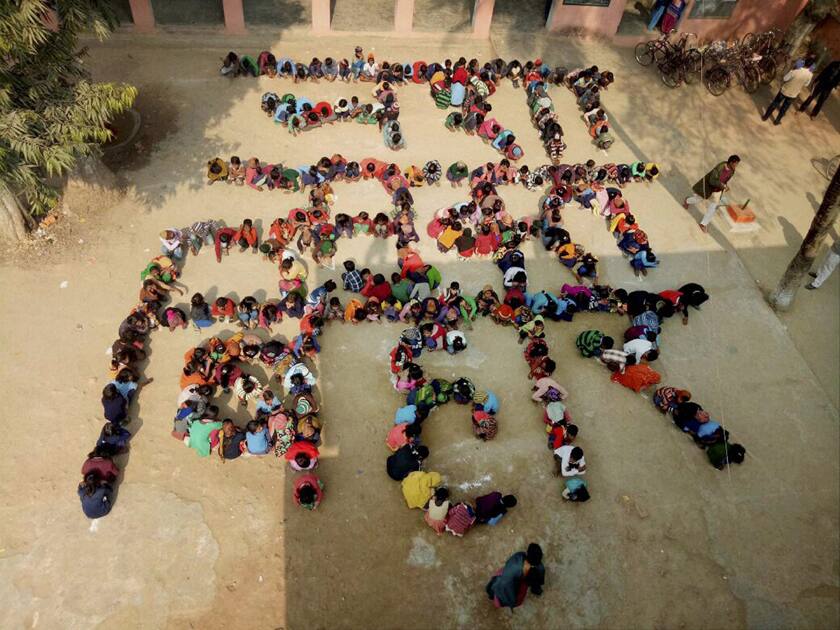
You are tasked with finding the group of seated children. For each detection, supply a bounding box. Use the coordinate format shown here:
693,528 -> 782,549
577,284 -> 709,387
573,283 -> 743,468
563,65 -> 617,150
387,313 -> 516,535
260,77 -> 404,149
174,283 -> 338,510
81,368 -> 143,518
434,58 -> 523,161
528,160 -> 661,277
652,384 -> 746,469
526,77 -> 568,162
220,46 -> 620,155
489,246 -> 590,502
81,253 -> 185,517
206,152 -> 452,225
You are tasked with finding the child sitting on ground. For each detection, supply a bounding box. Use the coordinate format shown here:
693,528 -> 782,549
245,419 -> 270,455
285,440 -> 320,472
574,252 -> 599,284
294,473 -> 324,510
341,260 -> 364,292
425,487 -> 451,535
207,158 -> 228,185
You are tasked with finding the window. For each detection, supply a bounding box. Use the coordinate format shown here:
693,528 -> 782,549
689,0 -> 738,19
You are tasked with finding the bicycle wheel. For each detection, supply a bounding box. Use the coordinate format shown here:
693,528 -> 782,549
743,66 -> 759,94
635,42 -> 654,66
705,66 -> 730,96
684,49 -> 702,84
828,155 -> 840,179
660,61 -> 681,88
741,32 -> 757,52
757,57 -> 776,84
654,42 -> 672,65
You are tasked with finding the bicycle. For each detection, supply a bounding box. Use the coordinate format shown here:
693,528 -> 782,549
812,155 -> 840,181
635,33 -> 679,67
740,31 -> 778,84
704,48 -> 760,96
659,46 -> 702,88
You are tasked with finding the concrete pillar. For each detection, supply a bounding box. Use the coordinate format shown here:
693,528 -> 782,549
312,0 -> 331,34
545,0 -> 558,29
222,0 -> 247,34
395,0 -> 414,33
129,0 -> 155,33
472,0 -> 495,38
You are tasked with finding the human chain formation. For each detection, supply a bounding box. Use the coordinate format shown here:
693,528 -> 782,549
77,42 -> 743,520
78,158 -> 746,519
220,46 -> 618,159
205,155 -> 662,277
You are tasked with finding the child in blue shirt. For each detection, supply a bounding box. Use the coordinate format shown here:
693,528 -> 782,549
245,420 -> 270,455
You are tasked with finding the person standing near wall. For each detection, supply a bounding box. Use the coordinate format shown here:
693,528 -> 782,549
660,0 -> 687,34
684,155 -> 741,233
762,57 -> 815,125
798,60 -> 840,120
647,0 -> 669,31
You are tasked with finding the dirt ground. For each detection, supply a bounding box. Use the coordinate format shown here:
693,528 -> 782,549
0,29 -> 838,630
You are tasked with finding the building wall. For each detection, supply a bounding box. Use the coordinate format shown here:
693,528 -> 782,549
812,15 -> 840,59
547,0 -> 809,40
123,0 -> 810,41
679,0 -> 809,41
546,1 -> 627,37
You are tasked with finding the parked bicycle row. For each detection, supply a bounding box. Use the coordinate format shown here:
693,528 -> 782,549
635,28 -> 793,96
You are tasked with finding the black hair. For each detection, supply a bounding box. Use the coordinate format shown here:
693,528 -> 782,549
416,445 -> 430,459
601,336 -> 614,349
502,495 -> 517,508
567,424 -> 579,437
526,543 -> 543,566
298,485 -> 316,504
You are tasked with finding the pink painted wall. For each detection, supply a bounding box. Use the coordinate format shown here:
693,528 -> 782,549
222,0 -> 247,34
312,0 -> 331,33
473,0 -> 496,38
129,0 -> 155,33
548,0 -> 807,41
395,0 -> 415,33
680,0 -> 808,42
546,1 -> 628,37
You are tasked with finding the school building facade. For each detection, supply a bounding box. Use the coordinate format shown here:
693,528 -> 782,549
116,0 -> 813,42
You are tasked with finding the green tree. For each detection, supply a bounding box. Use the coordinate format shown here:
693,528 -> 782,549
0,0 -> 136,240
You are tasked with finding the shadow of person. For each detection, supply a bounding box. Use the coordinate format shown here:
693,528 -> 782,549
777,216 -> 802,248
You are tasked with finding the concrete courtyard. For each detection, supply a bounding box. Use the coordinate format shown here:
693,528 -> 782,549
0,24 -> 837,630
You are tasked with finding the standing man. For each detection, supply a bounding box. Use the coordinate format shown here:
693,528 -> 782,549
798,60 -> 840,120
684,155 -> 741,233
762,56 -> 815,125
806,239 -> 840,290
